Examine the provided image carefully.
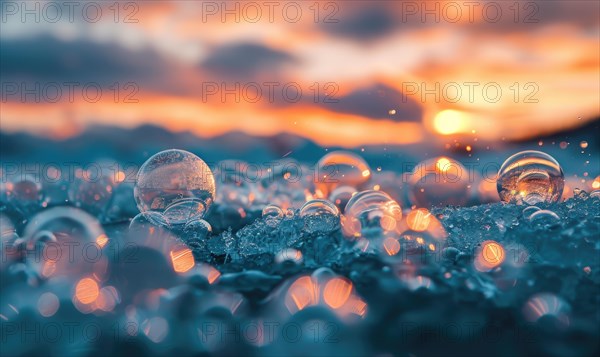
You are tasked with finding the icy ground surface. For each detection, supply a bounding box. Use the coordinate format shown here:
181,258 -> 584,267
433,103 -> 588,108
1,192 -> 599,357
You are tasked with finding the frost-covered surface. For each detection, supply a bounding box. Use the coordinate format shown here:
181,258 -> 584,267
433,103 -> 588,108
1,192 -> 599,357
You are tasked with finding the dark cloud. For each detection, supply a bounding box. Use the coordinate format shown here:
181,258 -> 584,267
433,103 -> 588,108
320,5 -> 397,41
0,36 -> 166,83
316,83 -> 423,122
199,42 -> 296,80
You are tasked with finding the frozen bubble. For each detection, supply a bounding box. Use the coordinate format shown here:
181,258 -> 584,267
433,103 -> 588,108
182,218 -> 212,243
328,185 -> 357,213
343,190 -> 402,239
522,206 -> 541,219
315,151 -> 371,198
134,149 -> 215,222
68,174 -> 114,215
408,157 -> 470,207
7,177 -> 44,214
523,293 -> 570,327
23,207 -> 107,280
529,209 -> 560,228
262,204 -> 284,227
274,248 -> 303,265
163,198 -> 206,226
129,211 -> 171,241
590,190 -> 600,199
299,199 -> 340,234
497,150 -> 564,205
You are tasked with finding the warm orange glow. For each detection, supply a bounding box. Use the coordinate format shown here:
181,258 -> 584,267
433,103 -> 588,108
593,176 -> 600,189
362,169 -> 371,178
42,261 -> 56,278
406,208 -> 432,232
170,247 -> 195,273
433,110 -> 466,135
436,157 -> 452,172
115,171 -> 126,183
482,241 -> 505,266
383,236 -> 401,256
75,278 -> 100,304
96,234 -> 109,248
475,240 -> 506,272
286,276 -> 318,312
323,278 -> 353,309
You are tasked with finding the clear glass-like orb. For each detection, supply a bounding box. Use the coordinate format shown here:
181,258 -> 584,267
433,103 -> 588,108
262,204 -> 284,227
182,219 -> 212,243
408,157 -> 470,208
134,149 -> 216,224
299,199 -> 340,234
329,185 -> 357,213
129,211 -> 170,238
343,190 -> 402,238
23,207 -> 107,280
314,151 -> 371,198
497,150 -> 564,205
7,177 -> 45,214
68,175 -> 114,215
522,206 -> 541,219
529,209 -> 560,228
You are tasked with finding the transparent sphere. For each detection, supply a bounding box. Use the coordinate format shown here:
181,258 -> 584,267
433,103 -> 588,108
262,204 -> 284,227
497,150 -> 564,205
408,157 -> 470,208
23,207 -> 107,280
7,177 -> 45,215
299,199 -> 340,234
314,151 -> 371,198
343,190 -> 402,239
129,211 -> 170,238
260,159 -> 313,210
529,209 -> 560,228
522,206 -> 541,219
134,149 -> 216,225
328,185 -> 357,213
182,218 -> 212,244
274,248 -> 303,265
68,174 -> 114,215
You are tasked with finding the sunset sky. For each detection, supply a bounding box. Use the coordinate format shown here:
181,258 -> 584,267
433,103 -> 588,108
1,0 -> 599,147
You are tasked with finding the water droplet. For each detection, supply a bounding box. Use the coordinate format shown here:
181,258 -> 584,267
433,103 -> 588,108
134,149 -> 215,223
497,151 -> 564,204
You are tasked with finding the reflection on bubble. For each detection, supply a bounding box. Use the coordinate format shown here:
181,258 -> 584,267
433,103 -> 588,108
134,149 -> 215,223
282,268 -> 367,320
497,150 -> 564,205
23,207 -> 107,281
315,151 -> 371,198
299,199 -> 340,234
523,293 -> 570,327
474,240 -> 505,272
408,156 -> 470,208
343,190 -> 402,239
328,185 -> 357,213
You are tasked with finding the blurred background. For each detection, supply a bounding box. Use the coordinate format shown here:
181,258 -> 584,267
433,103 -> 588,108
1,0 -> 599,195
